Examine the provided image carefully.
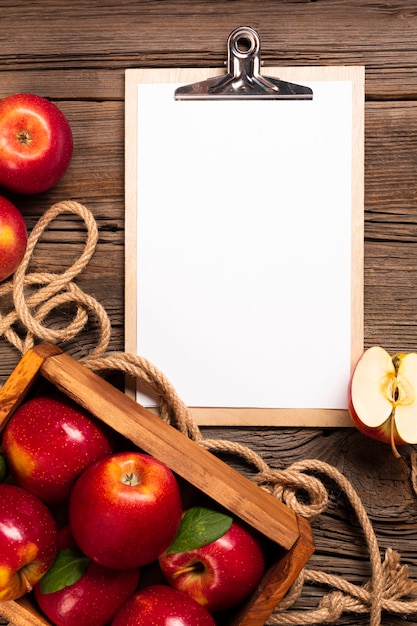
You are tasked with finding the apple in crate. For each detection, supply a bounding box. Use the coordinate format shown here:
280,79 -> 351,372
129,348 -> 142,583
111,584 -> 216,626
2,394 -> 113,504
0,195 -> 27,282
0,484 -> 58,601
69,451 -> 182,569
0,93 -> 73,194
34,525 -> 139,626
348,345 -> 417,457
159,506 -> 266,612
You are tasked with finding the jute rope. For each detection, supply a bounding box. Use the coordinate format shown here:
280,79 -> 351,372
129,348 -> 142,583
1,200 -> 417,625
0,200 -> 111,357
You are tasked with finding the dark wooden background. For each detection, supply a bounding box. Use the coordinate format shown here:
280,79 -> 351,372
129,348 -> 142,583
2,1 -> 417,624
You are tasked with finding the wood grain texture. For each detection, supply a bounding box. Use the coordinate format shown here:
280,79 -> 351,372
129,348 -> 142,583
0,345 -> 313,626
1,1 -> 417,624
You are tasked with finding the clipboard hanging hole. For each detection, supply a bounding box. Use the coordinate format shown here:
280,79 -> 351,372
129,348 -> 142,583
235,35 -> 254,54
231,28 -> 258,57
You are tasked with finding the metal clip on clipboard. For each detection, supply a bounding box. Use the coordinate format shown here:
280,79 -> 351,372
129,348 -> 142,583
175,26 -> 313,101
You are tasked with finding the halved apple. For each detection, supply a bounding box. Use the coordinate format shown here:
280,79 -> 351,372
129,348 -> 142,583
348,346 -> 417,458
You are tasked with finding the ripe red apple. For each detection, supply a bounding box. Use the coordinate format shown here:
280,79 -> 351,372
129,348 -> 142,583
348,345 -> 417,457
111,584 -> 216,626
0,93 -> 73,194
2,393 -> 113,504
0,195 -> 27,281
0,484 -> 58,601
159,509 -> 266,613
69,451 -> 182,569
33,527 -> 140,626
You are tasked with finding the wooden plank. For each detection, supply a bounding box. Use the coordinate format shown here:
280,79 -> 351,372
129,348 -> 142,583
0,598 -> 51,626
0,2 -> 416,99
0,343 -> 61,431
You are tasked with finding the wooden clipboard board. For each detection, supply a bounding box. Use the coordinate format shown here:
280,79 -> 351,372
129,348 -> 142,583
125,28 -> 364,427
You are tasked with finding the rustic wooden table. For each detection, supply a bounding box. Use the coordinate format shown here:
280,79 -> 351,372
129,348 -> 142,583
1,2 -> 417,625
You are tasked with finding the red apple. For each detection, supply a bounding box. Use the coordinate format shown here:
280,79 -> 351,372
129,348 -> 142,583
0,484 -> 58,601
0,93 -> 73,194
348,345 -> 417,457
33,527 -> 140,626
111,584 -> 216,626
69,451 -> 182,569
159,508 -> 266,613
2,393 -> 113,504
0,195 -> 27,281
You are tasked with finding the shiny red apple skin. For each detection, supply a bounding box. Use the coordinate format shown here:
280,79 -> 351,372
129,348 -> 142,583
34,562 -> 139,626
348,377 -> 397,445
111,584 -> 216,626
34,557 -> 139,626
347,346 -> 395,445
0,93 -> 73,194
0,484 -> 58,601
159,519 -> 266,613
69,451 -> 182,570
2,394 -> 113,504
0,195 -> 27,281
34,525 -> 140,626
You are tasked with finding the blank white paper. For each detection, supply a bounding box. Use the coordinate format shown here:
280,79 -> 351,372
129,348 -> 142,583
135,80 -> 353,409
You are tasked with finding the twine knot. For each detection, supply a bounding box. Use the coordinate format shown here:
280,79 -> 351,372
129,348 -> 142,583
253,465 -> 329,519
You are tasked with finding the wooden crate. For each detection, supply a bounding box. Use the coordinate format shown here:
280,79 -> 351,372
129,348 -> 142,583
0,343 -> 314,626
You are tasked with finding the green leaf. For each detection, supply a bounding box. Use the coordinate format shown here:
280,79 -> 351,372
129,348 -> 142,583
40,549 -> 90,594
0,454 -> 7,483
167,506 -> 233,554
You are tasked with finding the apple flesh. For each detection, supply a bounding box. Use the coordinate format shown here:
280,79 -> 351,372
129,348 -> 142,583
111,584 -> 216,626
0,93 -> 73,194
348,345 -> 417,457
0,195 -> 27,282
0,484 -> 58,601
69,451 -> 183,569
159,517 -> 266,613
2,393 -> 113,504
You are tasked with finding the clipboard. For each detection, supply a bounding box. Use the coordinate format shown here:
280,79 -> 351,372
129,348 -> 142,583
125,27 -> 364,427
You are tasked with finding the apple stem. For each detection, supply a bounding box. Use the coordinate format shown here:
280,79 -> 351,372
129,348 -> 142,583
19,570 -> 33,593
390,412 -> 401,459
172,562 -> 204,579
122,472 -> 140,486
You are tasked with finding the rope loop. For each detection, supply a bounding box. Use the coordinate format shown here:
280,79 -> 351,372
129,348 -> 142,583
0,200 -> 111,358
